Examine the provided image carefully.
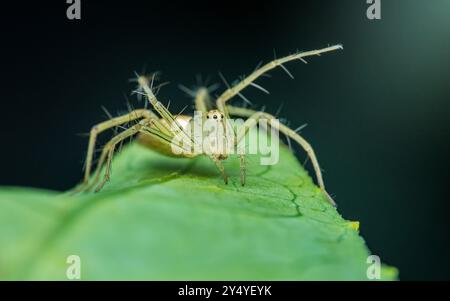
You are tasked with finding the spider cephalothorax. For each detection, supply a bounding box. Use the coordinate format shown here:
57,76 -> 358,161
76,45 -> 343,206
206,110 -> 224,121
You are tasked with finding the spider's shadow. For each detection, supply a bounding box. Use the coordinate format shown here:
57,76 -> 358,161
137,156 -> 220,180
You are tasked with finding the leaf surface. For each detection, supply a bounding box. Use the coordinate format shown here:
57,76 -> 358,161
0,142 -> 397,280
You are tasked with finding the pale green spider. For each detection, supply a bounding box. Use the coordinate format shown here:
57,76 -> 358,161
76,44 -> 343,205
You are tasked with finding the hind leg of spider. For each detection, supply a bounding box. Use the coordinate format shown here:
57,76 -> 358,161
230,106 -> 336,206
215,45 -> 343,116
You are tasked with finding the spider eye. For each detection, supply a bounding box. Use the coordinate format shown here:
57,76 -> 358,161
206,115 -> 210,119
221,114 -> 224,119
213,115 -> 218,119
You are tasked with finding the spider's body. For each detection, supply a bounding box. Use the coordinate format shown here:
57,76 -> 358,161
76,45 -> 343,206
137,109 -> 229,160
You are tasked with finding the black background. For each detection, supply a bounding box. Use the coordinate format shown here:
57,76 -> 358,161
1,0 -> 449,280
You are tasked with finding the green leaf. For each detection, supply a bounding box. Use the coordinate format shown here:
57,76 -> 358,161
0,142 -> 397,280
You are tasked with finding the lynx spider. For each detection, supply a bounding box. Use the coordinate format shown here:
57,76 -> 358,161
76,45 -> 343,205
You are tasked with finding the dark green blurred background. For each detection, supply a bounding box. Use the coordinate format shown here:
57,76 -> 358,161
1,0 -> 449,280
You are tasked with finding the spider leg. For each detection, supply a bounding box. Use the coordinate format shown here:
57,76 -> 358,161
229,106 -> 336,206
239,154 -> 245,186
215,45 -> 343,116
82,122 -> 146,192
81,117 -> 192,192
208,155 -> 228,184
194,87 -> 213,113
82,109 -> 157,187
138,77 -> 194,144
95,145 -> 116,192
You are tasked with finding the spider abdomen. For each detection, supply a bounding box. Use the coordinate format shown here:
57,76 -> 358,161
137,115 -> 197,158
